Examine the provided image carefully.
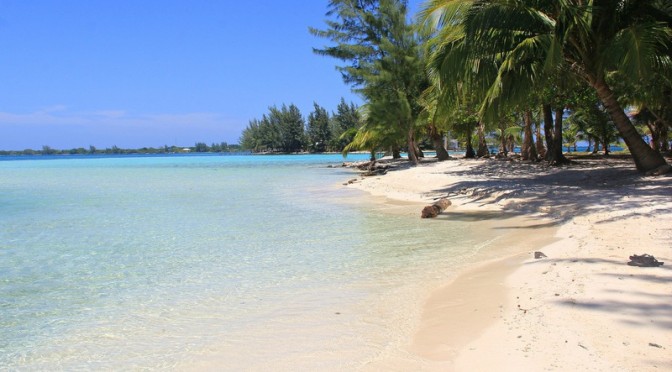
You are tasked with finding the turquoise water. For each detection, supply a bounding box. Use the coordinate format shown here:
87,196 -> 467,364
0,154 -> 496,370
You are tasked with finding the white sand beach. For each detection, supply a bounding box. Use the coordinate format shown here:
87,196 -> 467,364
347,156 -> 671,371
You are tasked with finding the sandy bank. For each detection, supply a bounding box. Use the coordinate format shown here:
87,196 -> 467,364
347,156 -> 671,371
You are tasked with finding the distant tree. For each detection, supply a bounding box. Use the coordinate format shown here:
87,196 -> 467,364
329,98 -> 360,151
69,147 -> 87,155
307,103 -> 331,152
274,104 -> 305,153
41,145 -> 56,155
240,105 -> 306,153
194,142 -> 209,152
240,119 -> 263,151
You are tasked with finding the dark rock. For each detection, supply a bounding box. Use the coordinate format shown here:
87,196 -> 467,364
534,251 -> 547,259
627,254 -> 664,267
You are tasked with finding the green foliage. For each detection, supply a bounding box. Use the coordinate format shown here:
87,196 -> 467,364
240,99 -> 362,153
239,104 -> 306,153
313,0 -> 429,163
329,98 -> 361,151
307,103 -> 331,152
194,142 -> 209,152
421,0 -> 671,169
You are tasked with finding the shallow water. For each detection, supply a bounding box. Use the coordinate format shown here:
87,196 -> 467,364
1,154 -> 503,370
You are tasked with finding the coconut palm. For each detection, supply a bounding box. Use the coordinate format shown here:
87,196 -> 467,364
422,0 -> 671,172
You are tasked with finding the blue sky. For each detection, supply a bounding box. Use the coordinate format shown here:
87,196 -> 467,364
0,1 -> 422,150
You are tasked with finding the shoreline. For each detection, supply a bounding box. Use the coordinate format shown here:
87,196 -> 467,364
345,156 -> 671,371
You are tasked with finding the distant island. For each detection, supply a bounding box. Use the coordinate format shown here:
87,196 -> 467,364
0,142 -> 243,156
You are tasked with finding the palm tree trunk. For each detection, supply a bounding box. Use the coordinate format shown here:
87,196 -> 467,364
522,110 -> 538,161
429,125 -> 450,161
407,128 -> 419,165
499,120 -> 508,157
591,79 -> 668,172
549,107 -> 570,165
465,123 -> 476,158
647,122 -> 660,152
392,145 -> 401,159
476,122 -> 489,157
661,122 -> 670,152
542,104 -> 555,161
536,121 -> 546,158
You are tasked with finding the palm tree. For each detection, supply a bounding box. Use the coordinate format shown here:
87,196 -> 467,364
423,0 -> 671,172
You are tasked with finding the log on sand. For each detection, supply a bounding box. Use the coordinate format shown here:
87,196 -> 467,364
421,198 -> 451,218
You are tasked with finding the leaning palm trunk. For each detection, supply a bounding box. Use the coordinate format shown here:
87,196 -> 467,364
429,124 -> 450,160
522,110 -> 538,161
591,80 -> 667,172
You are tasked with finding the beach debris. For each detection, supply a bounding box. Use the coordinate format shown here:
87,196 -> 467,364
627,254 -> 664,267
361,168 -> 387,177
420,198 -> 451,218
357,162 -> 390,177
649,342 -> 663,348
534,251 -> 547,259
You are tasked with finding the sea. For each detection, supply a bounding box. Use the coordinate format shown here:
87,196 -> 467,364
0,153 -> 505,370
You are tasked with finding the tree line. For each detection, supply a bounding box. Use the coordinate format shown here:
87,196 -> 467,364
239,98 -> 361,153
274,0 -> 672,173
0,143 -> 243,156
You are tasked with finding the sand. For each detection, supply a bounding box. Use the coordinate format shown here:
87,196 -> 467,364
347,155 -> 671,371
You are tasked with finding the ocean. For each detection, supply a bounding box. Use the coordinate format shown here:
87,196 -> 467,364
0,154 -> 501,370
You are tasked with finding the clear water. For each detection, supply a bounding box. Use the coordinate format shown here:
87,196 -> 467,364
0,154 -> 499,370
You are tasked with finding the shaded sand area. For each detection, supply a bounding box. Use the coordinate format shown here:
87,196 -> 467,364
347,155 -> 671,371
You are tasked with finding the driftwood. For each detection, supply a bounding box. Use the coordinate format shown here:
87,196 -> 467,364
421,198 -> 452,218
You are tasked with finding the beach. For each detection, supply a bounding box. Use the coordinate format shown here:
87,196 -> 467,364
348,155 -> 671,371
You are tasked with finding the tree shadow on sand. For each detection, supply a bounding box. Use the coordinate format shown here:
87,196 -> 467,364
419,158 -> 671,224
525,257 -> 672,330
